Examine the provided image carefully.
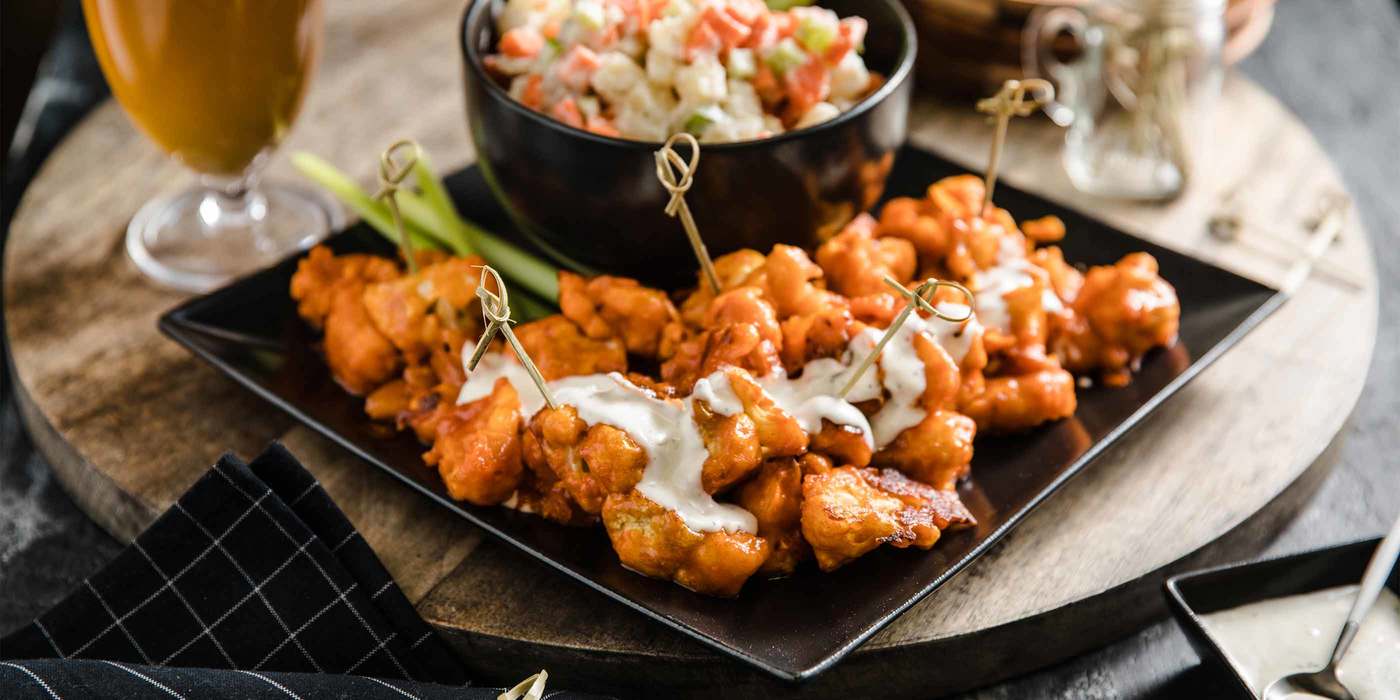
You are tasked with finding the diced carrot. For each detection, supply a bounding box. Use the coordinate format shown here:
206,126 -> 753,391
700,6 -> 751,48
552,98 -> 584,128
500,26 -> 544,58
743,12 -> 769,49
586,115 -> 621,137
686,20 -> 723,59
521,74 -> 545,110
565,45 -> 602,71
555,45 -> 601,91
783,56 -> 831,124
724,0 -> 765,27
772,12 -> 796,39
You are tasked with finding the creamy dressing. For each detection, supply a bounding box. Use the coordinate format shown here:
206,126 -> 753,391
456,351 -> 551,415
863,306 -> 982,448
974,235 -> 1063,332
551,373 -> 758,534
759,337 -> 879,451
1198,585 -> 1400,699
456,352 -> 753,533
691,371 -> 742,417
455,306 -> 984,531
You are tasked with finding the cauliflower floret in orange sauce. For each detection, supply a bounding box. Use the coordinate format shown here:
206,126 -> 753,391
1051,253 -> 1180,386
602,490 -> 769,597
815,213 -> 918,298
559,271 -> 678,357
800,466 -> 974,571
424,378 -> 524,506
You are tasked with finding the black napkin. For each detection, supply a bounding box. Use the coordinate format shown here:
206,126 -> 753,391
0,444 -> 604,699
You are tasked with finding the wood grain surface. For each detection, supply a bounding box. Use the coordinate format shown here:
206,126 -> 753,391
1,1 -> 1379,697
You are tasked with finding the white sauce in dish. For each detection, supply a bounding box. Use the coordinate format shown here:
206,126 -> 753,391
1197,585 -> 1400,699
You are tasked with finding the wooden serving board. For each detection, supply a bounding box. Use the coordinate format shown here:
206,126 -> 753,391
3,1 -> 1376,696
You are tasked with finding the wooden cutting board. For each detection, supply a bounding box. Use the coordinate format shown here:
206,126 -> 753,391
3,1 -> 1375,696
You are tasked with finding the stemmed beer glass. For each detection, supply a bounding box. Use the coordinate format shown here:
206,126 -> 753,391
82,0 -> 337,291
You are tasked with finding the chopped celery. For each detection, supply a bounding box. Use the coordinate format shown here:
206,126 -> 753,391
683,105 -> 727,135
764,0 -> 813,9
726,48 -> 756,79
764,37 -> 807,76
795,13 -> 837,54
684,113 -> 712,135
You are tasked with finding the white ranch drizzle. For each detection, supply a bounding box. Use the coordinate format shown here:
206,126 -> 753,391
691,371 -> 743,417
859,303 -> 981,449
759,337 -> 880,451
456,354 -> 754,533
551,372 -> 757,534
974,234 -> 1063,332
456,351 -> 549,415
454,308 -> 983,531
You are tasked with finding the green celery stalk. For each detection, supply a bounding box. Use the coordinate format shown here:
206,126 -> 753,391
410,151 -> 472,253
293,150 -> 560,305
291,152 -> 440,252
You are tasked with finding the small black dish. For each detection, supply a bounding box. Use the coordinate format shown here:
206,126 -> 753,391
1165,537 -> 1399,699
160,146 -> 1283,682
460,0 -> 917,288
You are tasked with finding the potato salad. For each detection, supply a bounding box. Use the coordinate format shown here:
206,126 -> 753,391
485,0 -> 878,143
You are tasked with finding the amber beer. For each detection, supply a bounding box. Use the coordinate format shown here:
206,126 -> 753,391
82,0 -> 324,176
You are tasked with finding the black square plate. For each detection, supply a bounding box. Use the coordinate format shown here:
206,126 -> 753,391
159,145 -> 1283,681
1165,537 -> 1397,698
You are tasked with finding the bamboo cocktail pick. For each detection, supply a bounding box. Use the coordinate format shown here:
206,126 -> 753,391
466,265 -> 559,410
838,276 -> 976,399
976,79 -> 1055,218
655,133 -> 722,295
376,139 -> 424,273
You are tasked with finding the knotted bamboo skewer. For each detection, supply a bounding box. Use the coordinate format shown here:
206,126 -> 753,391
375,139 -> 423,273
976,79 -> 1054,218
838,276 -> 976,399
466,265 -> 558,410
656,133 -> 722,295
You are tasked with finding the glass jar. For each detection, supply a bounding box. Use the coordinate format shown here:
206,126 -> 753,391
1024,0 -> 1225,201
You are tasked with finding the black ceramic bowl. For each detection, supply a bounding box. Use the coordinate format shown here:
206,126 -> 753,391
461,0 -> 916,288
1164,537 -> 1398,699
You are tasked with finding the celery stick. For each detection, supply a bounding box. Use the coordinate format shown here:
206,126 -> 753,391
399,190 -> 560,303
410,152 -> 469,252
396,190 -> 472,254
291,152 -> 440,251
294,150 -> 560,304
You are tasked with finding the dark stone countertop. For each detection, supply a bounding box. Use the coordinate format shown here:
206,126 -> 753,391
2,0 -> 1397,696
